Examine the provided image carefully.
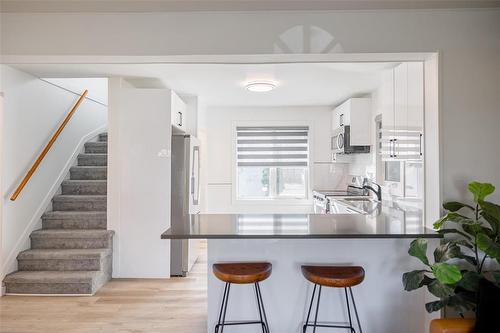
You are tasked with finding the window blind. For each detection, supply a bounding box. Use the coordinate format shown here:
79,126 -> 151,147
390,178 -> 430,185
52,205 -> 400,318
236,126 -> 309,167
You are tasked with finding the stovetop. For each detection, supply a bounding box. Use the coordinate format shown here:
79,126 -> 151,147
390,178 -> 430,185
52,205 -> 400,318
313,188 -> 366,198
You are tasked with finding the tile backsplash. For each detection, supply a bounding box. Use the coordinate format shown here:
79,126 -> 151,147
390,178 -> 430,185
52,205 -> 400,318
312,162 -> 348,190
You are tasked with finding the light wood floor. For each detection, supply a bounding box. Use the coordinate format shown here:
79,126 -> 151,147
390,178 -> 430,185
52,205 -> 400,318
0,242 -> 208,333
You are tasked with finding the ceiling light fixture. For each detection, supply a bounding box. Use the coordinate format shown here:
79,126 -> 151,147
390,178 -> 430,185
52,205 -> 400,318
245,81 -> 277,92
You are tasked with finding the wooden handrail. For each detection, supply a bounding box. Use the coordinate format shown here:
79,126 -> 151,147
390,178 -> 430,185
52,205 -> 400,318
10,89 -> 89,201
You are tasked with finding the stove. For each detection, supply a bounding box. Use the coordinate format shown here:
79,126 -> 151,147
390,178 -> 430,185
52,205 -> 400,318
313,176 -> 372,214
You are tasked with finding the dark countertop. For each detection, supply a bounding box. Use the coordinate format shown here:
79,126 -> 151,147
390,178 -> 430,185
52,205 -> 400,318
161,213 -> 441,239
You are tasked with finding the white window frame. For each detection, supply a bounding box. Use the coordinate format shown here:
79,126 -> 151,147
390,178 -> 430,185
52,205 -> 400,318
232,120 -> 314,206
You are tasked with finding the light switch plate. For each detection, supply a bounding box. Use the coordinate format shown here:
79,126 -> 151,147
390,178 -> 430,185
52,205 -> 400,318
157,149 -> 171,158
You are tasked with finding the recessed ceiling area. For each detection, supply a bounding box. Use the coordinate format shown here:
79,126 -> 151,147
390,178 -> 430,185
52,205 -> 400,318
13,62 -> 398,107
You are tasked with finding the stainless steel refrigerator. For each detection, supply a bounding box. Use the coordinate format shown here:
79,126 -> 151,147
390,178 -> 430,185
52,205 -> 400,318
170,134 -> 201,277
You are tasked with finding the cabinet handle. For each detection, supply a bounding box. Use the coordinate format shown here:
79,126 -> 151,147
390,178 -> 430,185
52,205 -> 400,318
178,112 -> 183,127
390,139 -> 394,157
393,138 -> 397,158
419,134 -> 423,156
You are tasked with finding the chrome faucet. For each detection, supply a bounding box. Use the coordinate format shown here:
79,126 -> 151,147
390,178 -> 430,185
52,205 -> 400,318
363,179 -> 382,202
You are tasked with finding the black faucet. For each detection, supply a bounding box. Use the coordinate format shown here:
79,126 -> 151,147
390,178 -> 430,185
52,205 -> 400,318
363,181 -> 382,202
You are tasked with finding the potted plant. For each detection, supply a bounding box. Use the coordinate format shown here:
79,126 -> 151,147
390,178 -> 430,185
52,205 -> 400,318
402,181 -> 500,318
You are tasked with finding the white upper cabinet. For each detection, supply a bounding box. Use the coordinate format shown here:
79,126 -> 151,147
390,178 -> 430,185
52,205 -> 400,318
332,98 -> 372,146
171,90 -> 187,132
381,62 -> 424,161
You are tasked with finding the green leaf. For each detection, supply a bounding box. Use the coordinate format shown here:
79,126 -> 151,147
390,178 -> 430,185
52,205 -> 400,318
427,279 -> 455,298
477,233 -> 500,262
409,239 -> 429,266
468,182 -> 495,202
433,242 -> 462,263
437,228 -> 473,241
426,294 -> 475,315
425,300 -> 447,313
431,263 -> 462,285
447,294 -> 476,315
433,213 -> 474,230
458,271 -> 481,292
443,201 -> 474,212
479,200 -> 500,235
402,270 -> 431,291
462,223 -> 488,237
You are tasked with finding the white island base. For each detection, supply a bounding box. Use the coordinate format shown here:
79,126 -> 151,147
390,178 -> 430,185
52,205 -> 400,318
207,238 -> 439,333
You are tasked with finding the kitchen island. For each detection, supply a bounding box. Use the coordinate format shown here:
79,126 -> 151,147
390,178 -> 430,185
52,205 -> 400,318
162,213 -> 440,333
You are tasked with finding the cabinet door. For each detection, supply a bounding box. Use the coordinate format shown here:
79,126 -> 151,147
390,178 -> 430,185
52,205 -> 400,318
406,62 -> 424,160
331,108 -> 339,130
171,91 -> 187,131
334,100 -> 350,127
380,68 -> 395,160
394,63 -> 408,159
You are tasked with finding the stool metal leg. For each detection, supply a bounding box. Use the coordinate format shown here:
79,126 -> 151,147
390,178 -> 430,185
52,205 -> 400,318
256,283 -> 270,333
215,281 -> 270,333
303,284 -> 362,333
344,288 -> 355,333
349,287 -> 363,333
216,283 -> 229,333
220,283 -> 231,333
215,283 -> 231,333
254,283 -> 266,333
312,285 -> 322,333
303,284 -> 317,333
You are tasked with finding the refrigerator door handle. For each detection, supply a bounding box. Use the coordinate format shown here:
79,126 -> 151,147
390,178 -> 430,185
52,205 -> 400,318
191,146 -> 200,205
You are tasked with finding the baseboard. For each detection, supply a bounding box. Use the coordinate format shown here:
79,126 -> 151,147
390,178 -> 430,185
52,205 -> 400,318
1,125 -> 107,277
5,293 -> 94,297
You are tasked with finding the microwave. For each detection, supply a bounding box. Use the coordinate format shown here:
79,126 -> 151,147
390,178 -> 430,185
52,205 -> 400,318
331,126 -> 370,154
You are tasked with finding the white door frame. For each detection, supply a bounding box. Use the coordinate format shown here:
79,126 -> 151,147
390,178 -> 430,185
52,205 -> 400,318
3,52 -> 441,226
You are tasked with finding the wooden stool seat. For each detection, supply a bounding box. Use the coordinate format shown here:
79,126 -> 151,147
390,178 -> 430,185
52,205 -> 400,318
301,265 -> 365,288
213,262 -> 272,284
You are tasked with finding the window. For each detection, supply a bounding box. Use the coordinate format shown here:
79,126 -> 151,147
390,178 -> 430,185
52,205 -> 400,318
236,126 -> 309,200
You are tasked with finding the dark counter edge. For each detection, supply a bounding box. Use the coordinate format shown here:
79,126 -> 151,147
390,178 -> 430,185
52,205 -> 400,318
161,229 -> 442,240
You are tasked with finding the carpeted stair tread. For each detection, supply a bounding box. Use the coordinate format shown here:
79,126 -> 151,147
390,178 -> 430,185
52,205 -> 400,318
4,270 -> 102,284
31,229 -> 114,239
18,248 -> 111,260
42,211 -> 107,219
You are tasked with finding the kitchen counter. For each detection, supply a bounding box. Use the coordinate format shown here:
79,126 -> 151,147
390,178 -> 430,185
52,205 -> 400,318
161,212 -> 440,332
161,213 -> 440,239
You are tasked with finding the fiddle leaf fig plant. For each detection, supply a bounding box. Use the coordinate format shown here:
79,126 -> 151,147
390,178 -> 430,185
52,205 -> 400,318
403,181 -> 500,316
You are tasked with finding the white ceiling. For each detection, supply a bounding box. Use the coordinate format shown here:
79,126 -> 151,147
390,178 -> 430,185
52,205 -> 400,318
14,62 -> 397,107
1,0 -> 498,12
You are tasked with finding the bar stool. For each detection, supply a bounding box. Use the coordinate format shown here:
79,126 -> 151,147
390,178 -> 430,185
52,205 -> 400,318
301,265 -> 365,333
213,262 -> 272,333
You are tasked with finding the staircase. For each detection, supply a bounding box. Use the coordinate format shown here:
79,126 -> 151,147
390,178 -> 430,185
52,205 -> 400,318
3,133 -> 114,295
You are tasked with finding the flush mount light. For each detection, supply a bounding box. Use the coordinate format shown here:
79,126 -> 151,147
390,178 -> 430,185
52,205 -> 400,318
245,81 -> 277,92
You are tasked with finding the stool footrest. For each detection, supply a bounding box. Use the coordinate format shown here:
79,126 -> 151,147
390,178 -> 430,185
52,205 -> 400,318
217,320 -> 264,326
304,322 -> 355,329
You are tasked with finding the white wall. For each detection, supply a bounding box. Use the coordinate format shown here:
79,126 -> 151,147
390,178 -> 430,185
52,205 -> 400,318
107,79 -> 172,278
0,65 -> 107,281
2,9 -> 499,203
199,105 -> 347,213
43,78 -> 109,105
